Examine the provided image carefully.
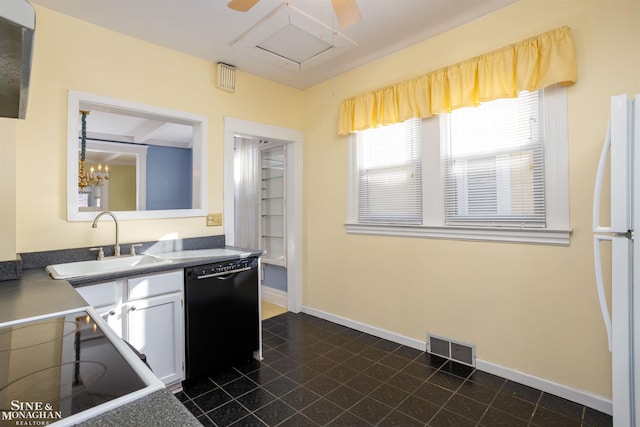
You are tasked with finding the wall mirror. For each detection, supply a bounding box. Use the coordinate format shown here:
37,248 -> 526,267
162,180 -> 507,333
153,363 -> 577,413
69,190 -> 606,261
67,90 -> 207,221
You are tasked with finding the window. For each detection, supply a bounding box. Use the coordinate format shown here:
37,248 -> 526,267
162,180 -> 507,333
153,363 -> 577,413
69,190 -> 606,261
355,118 -> 422,224
347,86 -> 570,245
442,90 -> 545,227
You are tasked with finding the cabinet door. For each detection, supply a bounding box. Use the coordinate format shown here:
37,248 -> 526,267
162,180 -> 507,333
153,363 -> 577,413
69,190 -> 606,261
126,292 -> 184,386
76,281 -> 124,337
94,304 -> 123,338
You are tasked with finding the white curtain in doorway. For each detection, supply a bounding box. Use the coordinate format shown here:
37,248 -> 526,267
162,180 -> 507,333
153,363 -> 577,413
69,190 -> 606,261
233,137 -> 259,249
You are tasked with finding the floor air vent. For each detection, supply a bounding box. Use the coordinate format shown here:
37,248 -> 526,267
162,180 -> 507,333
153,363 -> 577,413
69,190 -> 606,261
427,334 -> 476,366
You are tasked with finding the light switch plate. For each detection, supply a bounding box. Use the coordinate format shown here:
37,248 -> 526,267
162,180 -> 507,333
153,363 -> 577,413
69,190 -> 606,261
206,213 -> 223,226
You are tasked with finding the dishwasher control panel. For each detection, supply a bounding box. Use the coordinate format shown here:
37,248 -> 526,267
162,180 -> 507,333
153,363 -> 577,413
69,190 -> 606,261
186,257 -> 257,280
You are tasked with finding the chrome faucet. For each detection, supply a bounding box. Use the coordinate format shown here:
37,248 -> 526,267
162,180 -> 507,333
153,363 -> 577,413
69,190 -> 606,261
92,211 -> 120,257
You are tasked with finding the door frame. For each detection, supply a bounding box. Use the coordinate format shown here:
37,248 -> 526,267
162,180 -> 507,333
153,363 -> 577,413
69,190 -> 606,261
223,117 -> 303,313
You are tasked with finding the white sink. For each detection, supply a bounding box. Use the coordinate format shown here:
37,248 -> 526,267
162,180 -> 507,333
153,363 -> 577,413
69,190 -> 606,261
46,254 -> 172,280
158,248 -> 254,260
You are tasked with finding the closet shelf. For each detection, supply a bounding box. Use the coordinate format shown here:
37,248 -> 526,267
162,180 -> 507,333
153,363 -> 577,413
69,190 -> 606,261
260,144 -> 286,263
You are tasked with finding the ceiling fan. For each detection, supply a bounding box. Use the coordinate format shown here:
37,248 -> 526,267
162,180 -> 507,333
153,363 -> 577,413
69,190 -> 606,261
227,0 -> 362,28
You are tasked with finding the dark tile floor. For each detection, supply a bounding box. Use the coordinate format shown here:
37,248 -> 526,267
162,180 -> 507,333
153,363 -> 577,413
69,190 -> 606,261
177,312 -> 612,427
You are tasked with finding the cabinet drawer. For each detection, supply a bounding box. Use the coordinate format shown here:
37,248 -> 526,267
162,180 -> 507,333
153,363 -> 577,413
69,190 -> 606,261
76,281 -> 119,307
128,269 -> 183,300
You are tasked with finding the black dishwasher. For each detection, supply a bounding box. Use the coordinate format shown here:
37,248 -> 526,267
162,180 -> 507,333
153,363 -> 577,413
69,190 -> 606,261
184,257 -> 259,379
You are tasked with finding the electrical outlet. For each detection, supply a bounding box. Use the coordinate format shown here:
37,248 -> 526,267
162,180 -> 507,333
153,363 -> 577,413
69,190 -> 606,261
206,213 -> 223,226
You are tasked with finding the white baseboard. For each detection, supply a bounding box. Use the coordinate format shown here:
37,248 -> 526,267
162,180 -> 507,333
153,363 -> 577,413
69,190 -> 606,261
301,305 -> 612,416
302,305 -> 426,351
261,286 -> 287,308
475,359 -> 612,415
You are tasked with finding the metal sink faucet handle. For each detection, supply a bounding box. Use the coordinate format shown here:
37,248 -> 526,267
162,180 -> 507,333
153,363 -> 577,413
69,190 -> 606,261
91,211 -> 120,257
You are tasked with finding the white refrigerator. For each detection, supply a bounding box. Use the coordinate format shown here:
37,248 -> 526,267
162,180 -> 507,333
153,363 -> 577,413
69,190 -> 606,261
593,94 -> 640,426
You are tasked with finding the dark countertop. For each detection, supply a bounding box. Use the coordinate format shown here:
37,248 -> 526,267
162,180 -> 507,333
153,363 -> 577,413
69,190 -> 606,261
75,389 -> 202,427
66,246 -> 264,287
0,269 -> 88,324
0,240 -> 265,427
0,246 -> 264,320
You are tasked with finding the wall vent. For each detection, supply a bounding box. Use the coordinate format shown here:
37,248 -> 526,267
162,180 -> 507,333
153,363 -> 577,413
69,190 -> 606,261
216,63 -> 236,92
427,333 -> 476,367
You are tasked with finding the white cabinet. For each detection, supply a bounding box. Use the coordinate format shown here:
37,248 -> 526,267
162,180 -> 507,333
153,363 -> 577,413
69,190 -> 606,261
75,269 -> 184,388
95,303 -> 123,337
76,280 -> 124,336
126,292 -> 183,386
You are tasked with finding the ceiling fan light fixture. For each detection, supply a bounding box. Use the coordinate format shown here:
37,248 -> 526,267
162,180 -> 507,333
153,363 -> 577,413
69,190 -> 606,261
227,0 -> 260,12
331,0 -> 362,28
228,0 -> 362,29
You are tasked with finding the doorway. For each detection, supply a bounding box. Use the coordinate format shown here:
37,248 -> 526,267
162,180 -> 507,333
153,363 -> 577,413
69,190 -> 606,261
223,118 -> 302,314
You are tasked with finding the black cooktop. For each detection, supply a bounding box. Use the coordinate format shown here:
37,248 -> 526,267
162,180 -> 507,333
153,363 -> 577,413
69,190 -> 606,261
0,310 -> 148,425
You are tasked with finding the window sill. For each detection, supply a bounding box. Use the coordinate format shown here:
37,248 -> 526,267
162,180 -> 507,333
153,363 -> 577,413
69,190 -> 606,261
345,223 -> 572,246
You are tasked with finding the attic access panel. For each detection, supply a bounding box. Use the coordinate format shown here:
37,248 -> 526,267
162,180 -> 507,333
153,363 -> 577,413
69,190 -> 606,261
257,24 -> 333,64
231,2 -> 357,72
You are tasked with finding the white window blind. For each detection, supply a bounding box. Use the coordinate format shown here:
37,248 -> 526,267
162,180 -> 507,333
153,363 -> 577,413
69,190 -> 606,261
443,90 -> 545,227
356,118 -> 422,224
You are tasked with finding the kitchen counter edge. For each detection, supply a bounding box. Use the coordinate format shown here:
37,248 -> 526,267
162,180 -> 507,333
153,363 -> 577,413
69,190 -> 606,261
67,246 -> 265,287
74,389 -> 201,427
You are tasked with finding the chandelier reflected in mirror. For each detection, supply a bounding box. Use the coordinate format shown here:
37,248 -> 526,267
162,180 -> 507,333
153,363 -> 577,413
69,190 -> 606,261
78,110 -> 109,189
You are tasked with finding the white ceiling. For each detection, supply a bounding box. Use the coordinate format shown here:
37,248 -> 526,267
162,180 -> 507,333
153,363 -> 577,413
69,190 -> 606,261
30,0 -> 519,90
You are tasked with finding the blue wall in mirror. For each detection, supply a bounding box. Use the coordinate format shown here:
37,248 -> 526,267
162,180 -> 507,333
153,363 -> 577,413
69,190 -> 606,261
146,146 -> 192,210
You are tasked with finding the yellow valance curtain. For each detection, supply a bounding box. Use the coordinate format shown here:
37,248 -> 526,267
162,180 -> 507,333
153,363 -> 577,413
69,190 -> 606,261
338,26 -> 576,135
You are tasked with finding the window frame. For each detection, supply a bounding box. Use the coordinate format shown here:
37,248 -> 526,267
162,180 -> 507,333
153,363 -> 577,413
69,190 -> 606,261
346,85 -> 571,245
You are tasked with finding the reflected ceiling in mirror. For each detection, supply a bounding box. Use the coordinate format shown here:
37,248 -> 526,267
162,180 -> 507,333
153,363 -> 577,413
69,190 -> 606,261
67,90 -> 208,221
82,109 -> 194,147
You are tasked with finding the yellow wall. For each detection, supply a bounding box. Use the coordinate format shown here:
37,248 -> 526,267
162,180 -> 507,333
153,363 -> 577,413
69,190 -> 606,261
0,120 -> 17,260
10,5 -> 302,253
106,165 -> 136,211
302,0 -> 640,398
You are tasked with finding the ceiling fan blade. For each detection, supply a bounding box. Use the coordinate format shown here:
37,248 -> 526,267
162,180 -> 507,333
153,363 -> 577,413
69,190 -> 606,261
227,0 -> 260,12
331,0 -> 362,28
